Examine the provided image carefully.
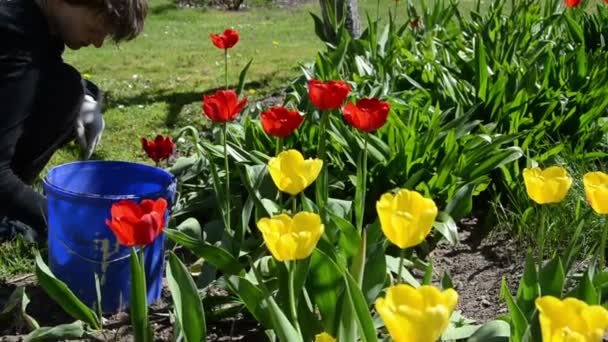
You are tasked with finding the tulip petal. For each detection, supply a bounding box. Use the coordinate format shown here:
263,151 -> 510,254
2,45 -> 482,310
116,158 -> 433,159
583,172 -> 608,214
376,285 -> 457,342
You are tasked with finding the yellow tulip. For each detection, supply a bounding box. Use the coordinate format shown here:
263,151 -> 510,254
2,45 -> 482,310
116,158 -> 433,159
256,212 -> 324,262
268,149 -> 323,195
376,189 -> 438,249
535,296 -> 608,342
314,332 -> 336,342
375,284 -> 458,342
522,166 -> 572,204
583,172 -> 608,215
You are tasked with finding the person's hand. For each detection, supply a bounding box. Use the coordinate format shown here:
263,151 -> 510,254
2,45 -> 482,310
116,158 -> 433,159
75,80 -> 105,160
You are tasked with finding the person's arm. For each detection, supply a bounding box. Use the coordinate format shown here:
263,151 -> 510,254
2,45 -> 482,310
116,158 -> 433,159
0,48 -> 48,231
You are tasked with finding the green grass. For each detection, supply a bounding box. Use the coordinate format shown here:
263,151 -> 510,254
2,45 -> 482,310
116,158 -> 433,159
0,237 -> 37,281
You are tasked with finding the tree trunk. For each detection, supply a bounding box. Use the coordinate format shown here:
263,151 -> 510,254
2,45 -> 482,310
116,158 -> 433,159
343,0 -> 361,39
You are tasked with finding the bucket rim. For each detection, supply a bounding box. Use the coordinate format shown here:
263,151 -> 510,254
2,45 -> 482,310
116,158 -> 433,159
43,160 -> 176,201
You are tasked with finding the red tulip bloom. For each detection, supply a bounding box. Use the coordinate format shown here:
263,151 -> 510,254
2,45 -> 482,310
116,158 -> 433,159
105,198 -> 168,247
203,89 -> 248,123
210,29 -> 240,50
141,135 -> 175,163
260,106 -> 304,138
565,0 -> 581,7
342,98 -> 390,132
308,79 -> 351,111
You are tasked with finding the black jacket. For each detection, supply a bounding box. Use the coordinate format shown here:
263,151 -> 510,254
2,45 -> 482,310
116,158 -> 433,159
0,0 -> 65,230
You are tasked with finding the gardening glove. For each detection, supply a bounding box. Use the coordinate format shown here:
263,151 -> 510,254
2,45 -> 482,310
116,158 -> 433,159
75,79 -> 105,160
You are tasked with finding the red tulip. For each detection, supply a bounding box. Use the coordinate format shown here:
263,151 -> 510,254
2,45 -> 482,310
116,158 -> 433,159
261,106 -> 304,138
342,98 -> 390,132
210,29 -> 240,50
605,0 -> 607,4
308,79 -> 351,111
203,89 -> 248,123
565,0 -> 581,7
105,198 -> 168,247
141,135 -> 175,163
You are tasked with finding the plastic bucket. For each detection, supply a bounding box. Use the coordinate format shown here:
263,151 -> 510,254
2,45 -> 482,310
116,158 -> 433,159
43,161 -> 176,313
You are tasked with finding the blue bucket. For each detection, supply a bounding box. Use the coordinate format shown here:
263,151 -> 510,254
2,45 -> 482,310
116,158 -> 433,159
43,161 -> 176,313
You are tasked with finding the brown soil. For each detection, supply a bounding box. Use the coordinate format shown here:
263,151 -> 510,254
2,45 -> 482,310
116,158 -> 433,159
431,219 -> 523,323
0,219 -> 525,340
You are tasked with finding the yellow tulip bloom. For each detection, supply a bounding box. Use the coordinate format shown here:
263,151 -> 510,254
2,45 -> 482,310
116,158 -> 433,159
522,166 -> 572,204
535,296 -> 608,342
256,212 -> 324,262
583,172 -> 608,215
376,189 -> 438,249
375,284 -> 458,342
268,149 -> 323,195
314,332 -> 336,342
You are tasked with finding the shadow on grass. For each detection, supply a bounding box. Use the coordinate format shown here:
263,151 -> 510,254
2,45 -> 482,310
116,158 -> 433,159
104,76 -> 283,127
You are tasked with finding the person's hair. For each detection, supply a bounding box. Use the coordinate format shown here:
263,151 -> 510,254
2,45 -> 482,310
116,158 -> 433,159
63,0 -> 148,42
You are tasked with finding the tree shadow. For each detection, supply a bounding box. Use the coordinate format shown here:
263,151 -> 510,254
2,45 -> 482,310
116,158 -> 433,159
150,3 -> 180,15
104,77 -> 279,127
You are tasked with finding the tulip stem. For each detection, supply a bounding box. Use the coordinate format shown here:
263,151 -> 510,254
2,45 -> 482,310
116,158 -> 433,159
288,261 -> 302,337
224,49 -> 228,89
315,110 -> 330,219
223,123 -> 231,234
356,135 -> 368,233
276,137 -> 282,156
600,220 -> 607,270
397,248 -> 405,284
292,195 -> 297,215
537,206 -> 546,270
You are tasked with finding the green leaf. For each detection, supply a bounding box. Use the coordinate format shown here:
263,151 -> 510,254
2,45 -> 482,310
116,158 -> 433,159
474,34 -> 488,101
130,249 -> 152,342
433,212 -> 459,245
444,184 -> 475,221
24,321 -> 86,341
310,12 -> 329,43
423,259 -> 433,285
567,268 -> 599,305
0,286 -> 39,330
237,58 -> 253,97
34,252 -> 100,329
167,252 -> 206,342
362,236 -> 387,305
251,266 -> 303,342
165,229 -> 243,274
307,246 -> 343,333
563,12 -> 585,44
176,217 -> 203,241
500,277 -> 528,342
441,271 -> 454,290
539,256 -> 564,298
225,276 -> 272,328
516,251 -> 539,319
329,212 -> 360,259
467,320 -> 510,342
442,324 -> 482,341
316,247 -> 377,342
